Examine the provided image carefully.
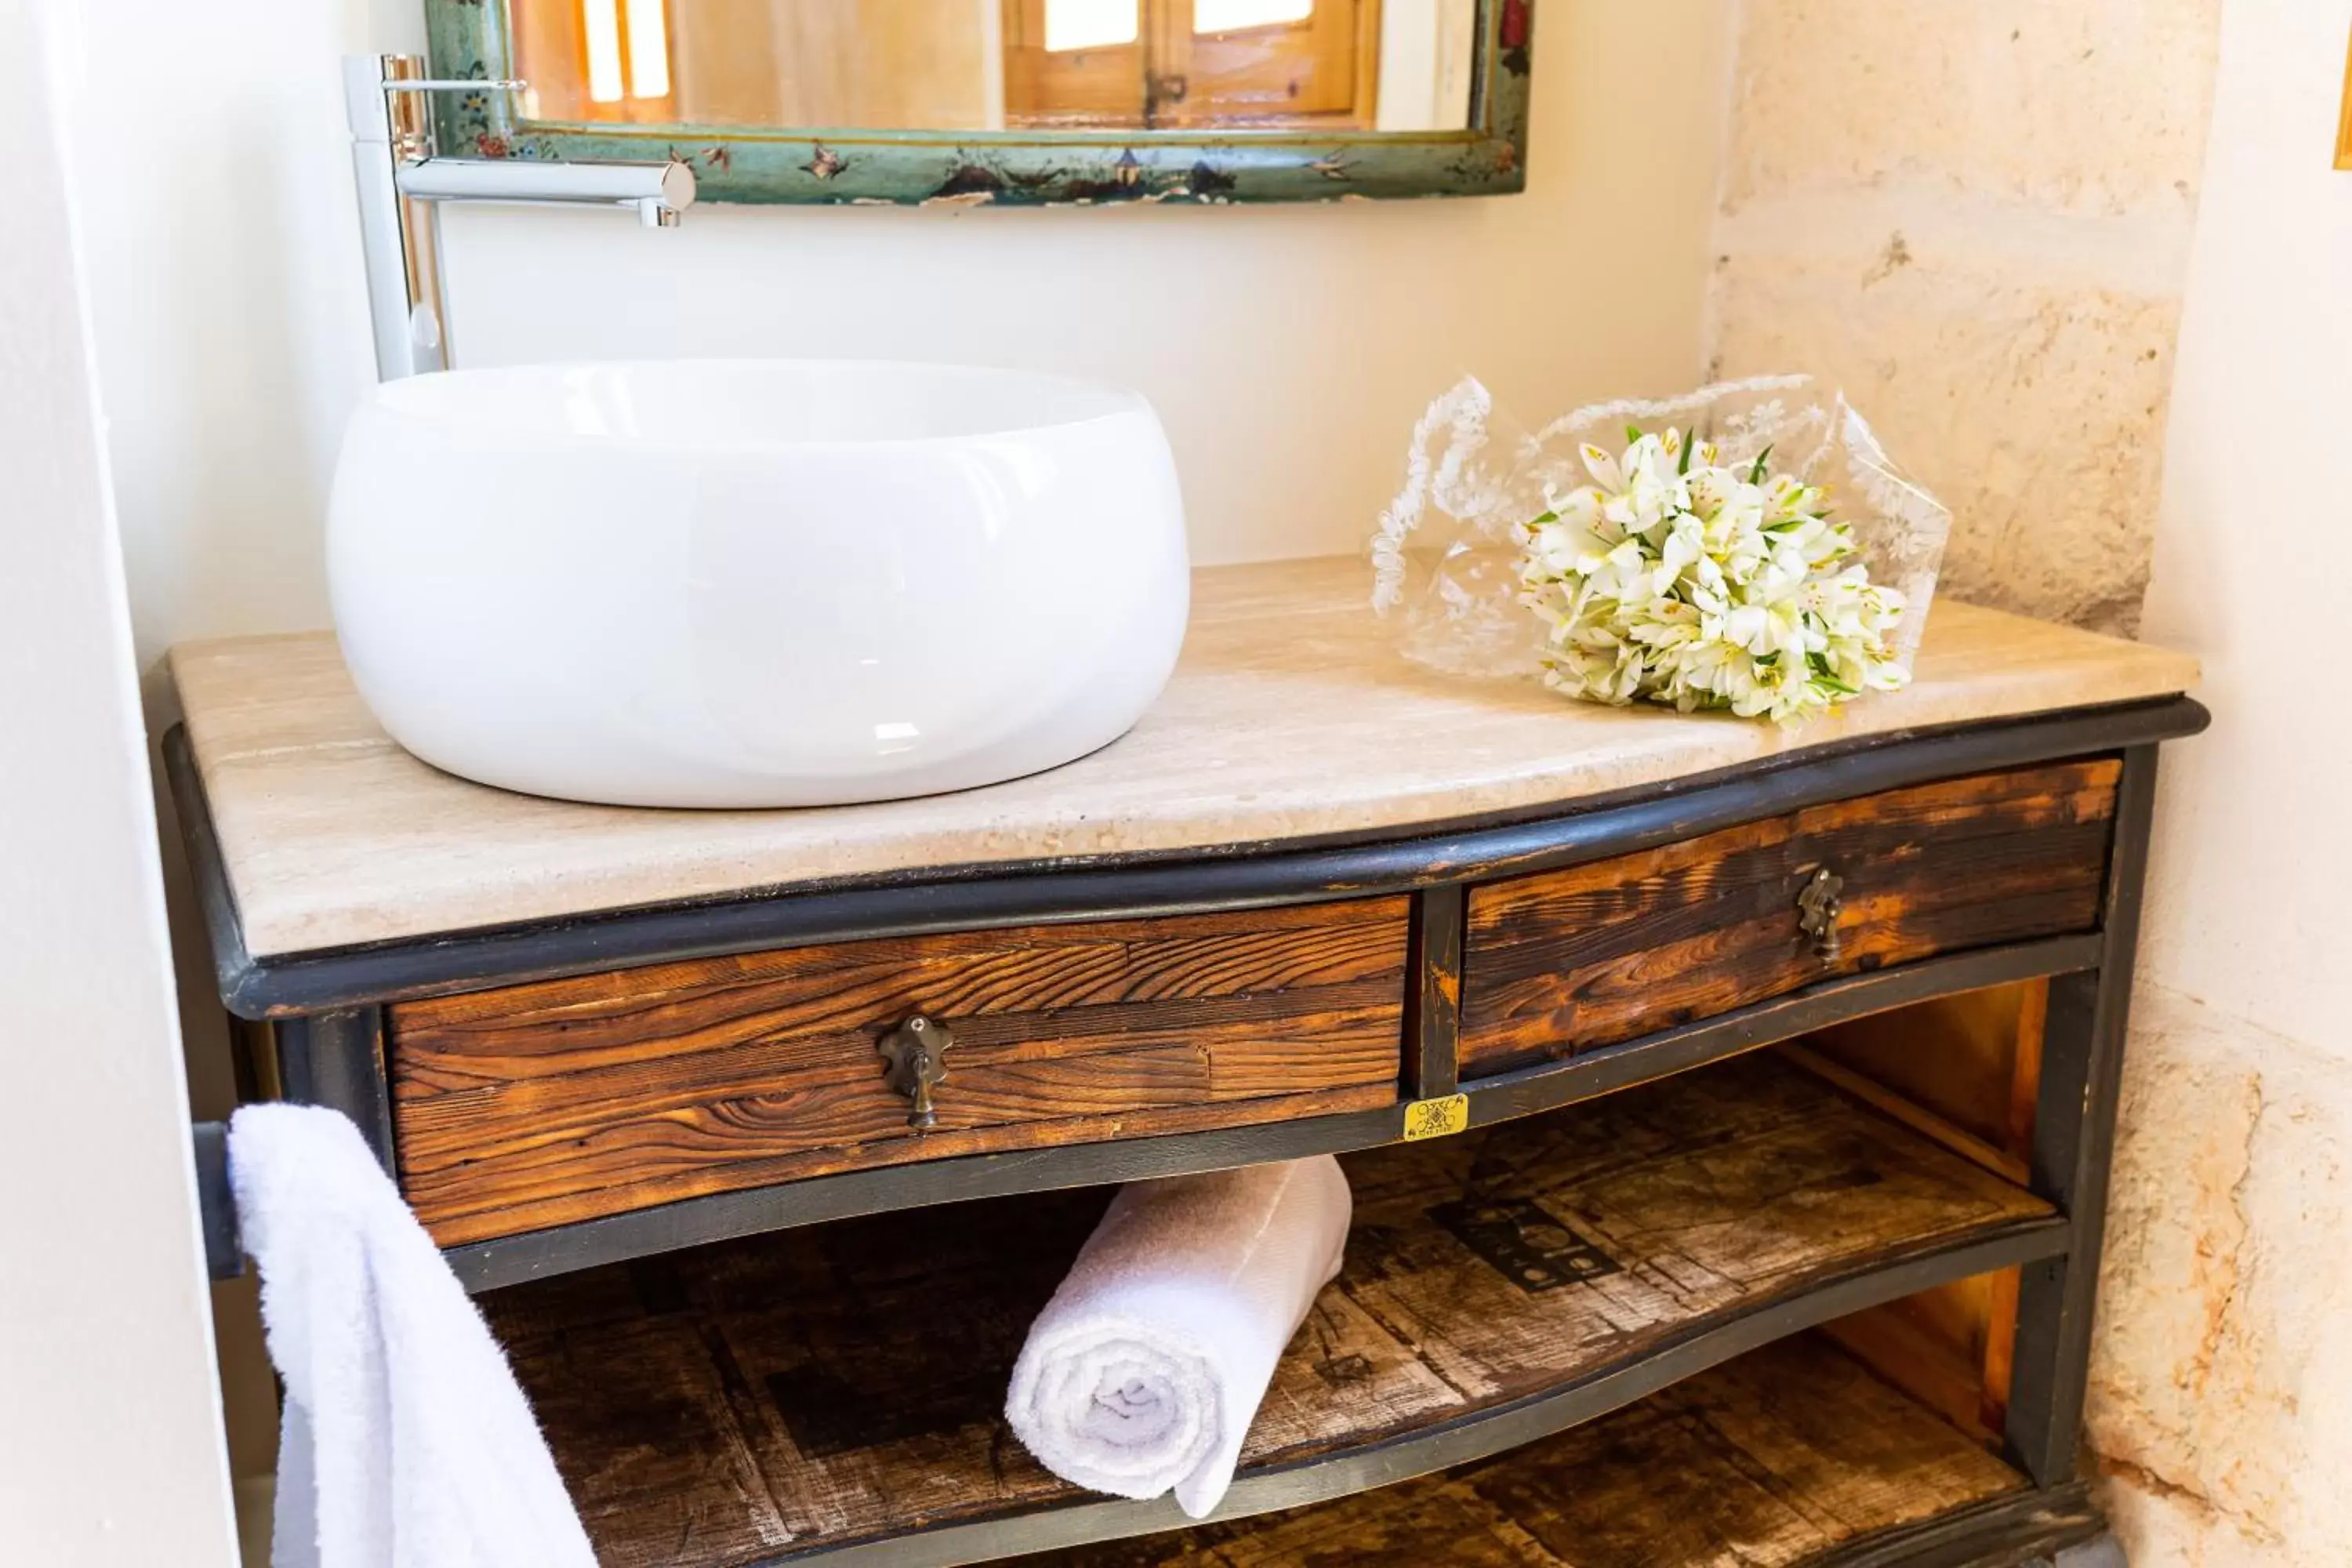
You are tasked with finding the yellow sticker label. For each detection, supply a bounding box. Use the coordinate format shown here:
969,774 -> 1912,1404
1402,1094 -> 1470,1142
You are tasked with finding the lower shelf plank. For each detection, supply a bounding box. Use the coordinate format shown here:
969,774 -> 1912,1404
1018,1335 -> 2042,1568
483,1053 -> 2056,1567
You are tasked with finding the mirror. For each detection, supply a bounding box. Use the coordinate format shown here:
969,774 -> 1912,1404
509,1 -> 1475,133
425,0 -> 1534,204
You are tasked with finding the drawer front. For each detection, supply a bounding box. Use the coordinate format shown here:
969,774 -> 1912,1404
1458,761 -> 2120,1079
390,899 -> 1410,1244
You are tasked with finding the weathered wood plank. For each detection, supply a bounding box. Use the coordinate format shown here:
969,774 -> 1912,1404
1021,1336 -> 2027,1568
419,1080 -> 1403,1248
1800,982 -> 2049,1176
485,1053 -> 2050,1566
1459,763 -> 2119,1077
393,901 -> 1410,1243
1817,1280 -> 2011,1447
1781,980 -> 2052,1442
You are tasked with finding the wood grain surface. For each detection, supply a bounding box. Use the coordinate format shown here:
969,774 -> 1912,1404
1460,762 -> 2120,1076
1020,1334 -> 2027,1567
481,1052 -> 2050,1565
1780,985 -> 2049,1446
1802,981 -> 2049,1176
392,900 -> 1410,1244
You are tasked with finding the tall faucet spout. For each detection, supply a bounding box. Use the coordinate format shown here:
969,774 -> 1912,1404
344,53 -> 694,381
394,155 -> 696,219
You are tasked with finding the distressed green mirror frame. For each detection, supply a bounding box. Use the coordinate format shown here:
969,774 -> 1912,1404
422,0 -> 1534,206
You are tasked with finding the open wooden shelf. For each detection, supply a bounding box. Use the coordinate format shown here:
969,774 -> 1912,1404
483,1052 -> 2062,1567
1015,1334 -> 2082,1567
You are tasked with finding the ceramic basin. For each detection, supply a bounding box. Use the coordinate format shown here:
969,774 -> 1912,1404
328,360 -> 1190,808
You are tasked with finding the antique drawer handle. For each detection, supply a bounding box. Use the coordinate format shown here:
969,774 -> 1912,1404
877,1014 -> 954,1131
1797,866 -> 1845,961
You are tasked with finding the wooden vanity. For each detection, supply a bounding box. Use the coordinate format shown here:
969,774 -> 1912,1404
170,556 -> 2205,1567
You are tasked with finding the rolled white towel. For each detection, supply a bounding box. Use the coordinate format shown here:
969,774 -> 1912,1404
1004,1155 -> 1352,1519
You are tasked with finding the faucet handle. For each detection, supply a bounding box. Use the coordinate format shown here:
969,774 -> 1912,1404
379,78 -> 529,95
369,50 -> 526,96
343,55 -> 526,149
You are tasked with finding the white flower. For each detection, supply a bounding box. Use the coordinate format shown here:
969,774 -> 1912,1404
1519,423 -> 1909,723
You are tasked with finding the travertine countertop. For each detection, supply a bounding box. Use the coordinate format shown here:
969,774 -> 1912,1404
169,555 -> 2200,959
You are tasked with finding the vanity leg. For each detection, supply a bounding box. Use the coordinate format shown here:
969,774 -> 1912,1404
2004,743 -> 2161,1486
271,1005 -> 398,1176
1405,884 -> 1465,1103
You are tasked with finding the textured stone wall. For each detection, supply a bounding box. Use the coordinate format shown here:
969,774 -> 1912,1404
2092,985 -> 2352,1565
1701,5 -> 2352,1564
2085,0 -> 2352,1559
1705,0 -> 2221,633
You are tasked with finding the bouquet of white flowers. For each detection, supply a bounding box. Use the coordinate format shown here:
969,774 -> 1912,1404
1521,426 -> 1910,720
1372,376 -> 1950,723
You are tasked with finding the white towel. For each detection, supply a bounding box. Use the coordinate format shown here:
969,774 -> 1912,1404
227,1103 -> 596,1568
1004,1156 -> 1352,1519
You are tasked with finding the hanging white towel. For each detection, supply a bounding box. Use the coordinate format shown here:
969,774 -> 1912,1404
1004,1155 -> 1352,1519
227,1102 -> 597,1568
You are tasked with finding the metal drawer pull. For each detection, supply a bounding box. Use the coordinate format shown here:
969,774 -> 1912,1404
878,1014 -> 955,1131
1797,866 -> 1845,961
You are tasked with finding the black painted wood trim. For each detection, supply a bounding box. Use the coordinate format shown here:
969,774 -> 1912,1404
737,1221 -> 2071,1566
165,697 -> 2209,1017
443,934 -> 2100,1294
200,1008 -> 398,1279
167,723 -> 260,1014
1460,934 -> 2105,1126
1813,1482 -> 2104,1568
192,1120 -> 241,1281
1403,884 -> 1464,1102
447,1100 -> 1409,1293
2005,743 -> 2164,1486
271,1007 -> 397,1175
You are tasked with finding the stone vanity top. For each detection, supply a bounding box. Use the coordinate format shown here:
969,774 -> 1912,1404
169,554 -> 2201,960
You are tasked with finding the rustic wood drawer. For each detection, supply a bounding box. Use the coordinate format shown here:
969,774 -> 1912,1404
1457,761 -> 2122,1079
390,899 -> 1411,1244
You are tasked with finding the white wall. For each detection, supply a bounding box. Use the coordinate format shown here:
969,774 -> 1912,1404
58,0 -> 1733,664
0,1 -> 241,1562
2085,1 -> 2352,1560
2136,2 -> 2352,1051
50,0 -> 421,666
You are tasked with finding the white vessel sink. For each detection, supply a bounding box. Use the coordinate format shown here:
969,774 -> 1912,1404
328,360 -> 1190,808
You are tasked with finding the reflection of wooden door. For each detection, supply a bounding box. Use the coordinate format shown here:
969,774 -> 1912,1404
1003,0 -> 1149,127
1004,0 -> 1378,129
1164,0 -> 1381,127
521,0 -> 1002,130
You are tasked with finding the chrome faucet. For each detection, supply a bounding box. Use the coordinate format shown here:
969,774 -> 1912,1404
343,53 -> 695,381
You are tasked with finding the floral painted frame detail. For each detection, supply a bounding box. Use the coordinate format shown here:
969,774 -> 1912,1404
423,0 -> 1534,207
